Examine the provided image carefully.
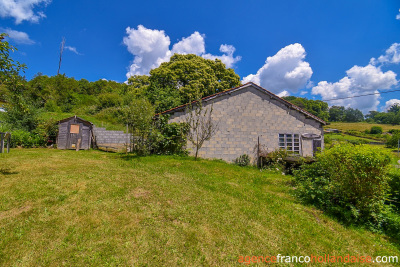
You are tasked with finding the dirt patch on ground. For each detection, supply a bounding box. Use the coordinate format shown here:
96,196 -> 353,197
0,205 -> 32,220
132,188 -> 151,199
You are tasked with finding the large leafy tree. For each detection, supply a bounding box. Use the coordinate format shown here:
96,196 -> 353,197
146,54 -> 241,111
0,33 -> 26,85
283,96 -> 329,122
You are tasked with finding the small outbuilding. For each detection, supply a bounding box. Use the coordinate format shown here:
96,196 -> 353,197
57,116 -> 93,150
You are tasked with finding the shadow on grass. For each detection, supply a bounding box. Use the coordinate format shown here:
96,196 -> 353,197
118,153 -> 194,162
0,167 -> 18,175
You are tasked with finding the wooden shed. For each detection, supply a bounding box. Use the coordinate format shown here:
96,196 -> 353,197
57,116 -> 93,150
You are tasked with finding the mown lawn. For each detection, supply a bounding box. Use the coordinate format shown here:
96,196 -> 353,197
0,149 -> 399,266
327,122 -> 400,132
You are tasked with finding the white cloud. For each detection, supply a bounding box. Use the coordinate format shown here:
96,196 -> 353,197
0,27 -> 35,44
123,25 -> 241,78
312,42 -> 400,113
396,9 -> 400,20
370,43 -> 400,65
202,44 -> 241,68
312,64 -> 397,113
383,99 -> 400,111
277,90 -> 290,97
242,43 -> 313,94
64,46 -> 82,55
0,0 -> 51,24
171,32 -> 205,55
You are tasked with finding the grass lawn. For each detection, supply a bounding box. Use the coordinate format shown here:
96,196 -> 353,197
325,133 -> 378,143
0,149 -> 399,266
327,122 -> 400,132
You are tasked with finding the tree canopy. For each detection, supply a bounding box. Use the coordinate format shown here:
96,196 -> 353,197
283,96 -> 329,122
144,54 -> 241,112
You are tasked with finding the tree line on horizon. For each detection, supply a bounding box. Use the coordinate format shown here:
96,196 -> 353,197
2,32 -> 400,144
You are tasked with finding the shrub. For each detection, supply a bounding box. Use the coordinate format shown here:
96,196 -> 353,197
386,132 -> 400,148
383,212 -> 400,240
35,118 -> 59,146
11,130 -> 43,148
387,169 -> 400,212
149,115 -> 188,155
294,143 -> 392,226
98,92 -> 122,109
234,154 -> 250,167
370,126 -> 383,134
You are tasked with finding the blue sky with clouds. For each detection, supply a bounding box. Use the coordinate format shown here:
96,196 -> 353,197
1,0 -> 400,113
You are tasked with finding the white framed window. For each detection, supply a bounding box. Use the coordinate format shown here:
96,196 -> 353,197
279,134 -> 300,154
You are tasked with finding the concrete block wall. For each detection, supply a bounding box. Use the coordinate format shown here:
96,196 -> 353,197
169,85 -> 324,162
93,127 -> 131,151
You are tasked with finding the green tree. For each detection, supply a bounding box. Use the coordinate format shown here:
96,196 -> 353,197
1,33 -> 40,132
329,106 -> 346,122
147,54 -> 241,109
185,100 -> 218,160
0,33 -> 26,84
344,108 -> 364,122
122,98 -> 155,155
283,96 -> 329,122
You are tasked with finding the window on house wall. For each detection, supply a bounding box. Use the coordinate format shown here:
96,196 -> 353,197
279,134 -> 300,153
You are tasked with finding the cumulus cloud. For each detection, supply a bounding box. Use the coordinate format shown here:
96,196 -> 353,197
171,32 -> 205,55
312,64 -> 398,113
123,25 -> 241,78
202,44 -> 241,68
383,99 -> 400,111
0,27 -> 35,44
370,43 -> 400,65
0,0 -> 51,24
277,90 -> 290,97
64,46 -> 82,55
242,43 -> 313,94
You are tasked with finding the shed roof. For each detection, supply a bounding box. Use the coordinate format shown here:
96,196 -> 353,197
58,115 -> 93,125
158,82 -> 326,125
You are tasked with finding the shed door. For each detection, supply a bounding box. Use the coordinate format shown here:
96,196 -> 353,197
67,123 -> 82,149
313,139 -> 322,156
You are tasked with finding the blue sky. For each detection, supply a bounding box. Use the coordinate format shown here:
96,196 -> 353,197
1,0 -> 400,113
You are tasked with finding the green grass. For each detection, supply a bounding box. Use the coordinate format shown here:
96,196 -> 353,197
0,149 -> 399,266
327,122 -> 400,132
325,133 -> 378,143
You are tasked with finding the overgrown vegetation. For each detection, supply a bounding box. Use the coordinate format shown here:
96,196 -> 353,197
293,143 -> 400,239
234,154 -> 250,166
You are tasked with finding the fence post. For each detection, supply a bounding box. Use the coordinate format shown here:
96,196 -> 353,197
0,133 -> 4,153
7,134 -> 10,153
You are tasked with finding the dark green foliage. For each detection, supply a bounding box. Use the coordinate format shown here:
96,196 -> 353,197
383,212 -> 400,240
294,143 -> 392,227
366,104 -> 400,125
370,126 -> 383,134
98,92 -> 122,109
3,92 -> 41,132
283,96 -> 329,122
343,108 -> 364,122
386,132 -> 400,148
122,99 -> 155,155
387,170 -> 400,212
11,130 -> 43,147
35,118 -> 59,146
149,115 -> 188,155
328,106 -> 346,122
234,154 -> 251,167
148,54 -> 241,110
328,106 -> 364,122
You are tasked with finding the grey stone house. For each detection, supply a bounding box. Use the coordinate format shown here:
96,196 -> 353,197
161,82 -> 326,162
